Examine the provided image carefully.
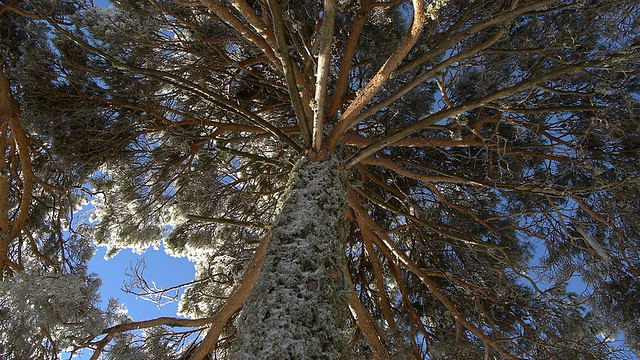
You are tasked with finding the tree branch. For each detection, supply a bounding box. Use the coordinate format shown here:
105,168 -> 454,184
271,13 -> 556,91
35,4 -> 303,153
348,191 -> 518,360
312,0 -> 337,152
89,316 -> 215,360
188,232 -> 269,359
350,27 -> 507,134
186,214 -> 267,229
345,60 -> 605,168
229,0 -> 277,49
327,0 -> 425,150
395,0 -> 556,76
346,269 -> 391,359
266,0 -> 312,148
357,214 -> 401,343
200,0 -> 278,64
327,2 -> 368,118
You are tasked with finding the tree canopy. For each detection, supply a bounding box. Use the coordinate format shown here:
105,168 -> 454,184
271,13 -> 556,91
1,0 -> 639,359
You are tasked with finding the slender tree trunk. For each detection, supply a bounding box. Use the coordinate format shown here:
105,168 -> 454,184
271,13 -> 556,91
232,156 -> 350,359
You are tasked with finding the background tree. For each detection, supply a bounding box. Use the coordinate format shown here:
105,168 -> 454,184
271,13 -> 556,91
7,0 -> 640,359
0,2 -> 107,359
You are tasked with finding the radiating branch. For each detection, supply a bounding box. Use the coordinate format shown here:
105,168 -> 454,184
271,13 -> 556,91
327,3 -> 368,118
345,60 -> 606,168
346,270 -> 390,359
215,144 -> 292,169
312,0 -> 337,152
327,0 -> 425,150
348,191 -> 518,360
35,4 -> 303,153
188,232 -> 270,359
88,316 -> 215,360
200,0 -> 278,64
396,0 -> 557,76
229,0 -> 277,49
266,0 -> 312,147
186,215 -> 267,229
357,214 -> 401,343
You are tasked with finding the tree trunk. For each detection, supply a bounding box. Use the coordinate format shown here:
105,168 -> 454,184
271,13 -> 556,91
232,156 -> 350,359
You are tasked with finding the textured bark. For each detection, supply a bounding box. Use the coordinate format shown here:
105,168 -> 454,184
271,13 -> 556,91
232,157 -> 350,360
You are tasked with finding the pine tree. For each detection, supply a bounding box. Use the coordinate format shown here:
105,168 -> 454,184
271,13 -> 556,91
5,0 -> 640,359
0,2 -> 106,359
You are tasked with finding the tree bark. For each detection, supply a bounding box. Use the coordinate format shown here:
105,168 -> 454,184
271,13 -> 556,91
232,156 -> 350,359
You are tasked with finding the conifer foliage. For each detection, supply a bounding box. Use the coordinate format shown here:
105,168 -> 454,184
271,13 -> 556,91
1,0 -> 640,359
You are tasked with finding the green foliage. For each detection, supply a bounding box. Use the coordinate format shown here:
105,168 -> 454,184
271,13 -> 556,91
2,0 -> 639,359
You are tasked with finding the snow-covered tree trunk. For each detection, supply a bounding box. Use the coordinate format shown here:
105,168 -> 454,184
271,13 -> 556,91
232,156 -> 350,359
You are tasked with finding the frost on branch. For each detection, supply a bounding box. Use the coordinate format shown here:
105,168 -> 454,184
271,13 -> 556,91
232,156 -> 350,360
0,271 -> 104,359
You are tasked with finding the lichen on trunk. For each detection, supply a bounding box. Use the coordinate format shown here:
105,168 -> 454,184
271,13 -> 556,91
232,156 -> 350,360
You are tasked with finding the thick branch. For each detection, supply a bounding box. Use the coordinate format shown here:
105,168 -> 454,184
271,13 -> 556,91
346,270 -> 391,359
266,0 -> 312,147
327,0 -> 425,150
188,233 -> 269,359
101,316 -> 216,335
312,0 -> 337,152
89,316 -> 215,360
200,0 -> 278,64
357,215 -> 400,342
229,0 -> 277,48
345,61 -> 604,168
87,234 -> 269,360
1,73 -> 34,277
327,3 -> 368,118
186,214 -> 267,229
348,191 -> 518,360
0,124 -> 10,280
38,9 -> 302,153
351,27 -> 507,128
396,0 -> 557,76
344,131 -> 484,148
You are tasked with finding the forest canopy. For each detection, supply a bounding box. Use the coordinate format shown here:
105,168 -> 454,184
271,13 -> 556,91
1,0 -> 639,359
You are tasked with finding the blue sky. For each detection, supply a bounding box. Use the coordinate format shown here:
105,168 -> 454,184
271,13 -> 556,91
89,246 -> 194,320
93,0 -> 111,7
68,245 -> 194,359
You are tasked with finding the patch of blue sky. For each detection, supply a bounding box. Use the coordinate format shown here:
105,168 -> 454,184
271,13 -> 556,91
63,183 -> 194,359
